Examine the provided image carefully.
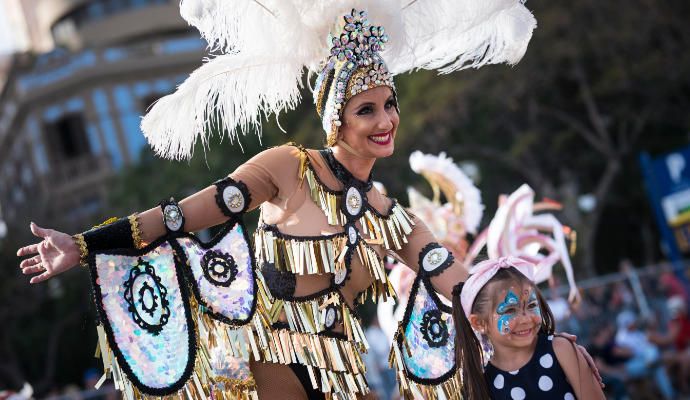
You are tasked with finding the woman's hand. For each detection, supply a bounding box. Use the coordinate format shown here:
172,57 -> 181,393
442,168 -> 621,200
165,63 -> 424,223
556,332 -> 604,388
17,222 -> 81,284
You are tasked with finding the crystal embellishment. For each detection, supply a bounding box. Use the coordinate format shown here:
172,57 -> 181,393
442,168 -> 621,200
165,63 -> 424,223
347,225 -> 358,246
163,204 -> 183,232
422,247 -> 449,272
334,267 -> 348,286
324,305 -> 338,330
345,187 -> 363,216
223,185 -> 245,214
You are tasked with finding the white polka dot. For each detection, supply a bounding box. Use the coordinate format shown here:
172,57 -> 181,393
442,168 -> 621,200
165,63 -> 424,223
548,335 -> 554,341
564,393 -> 575,400
493,374 -> 504,389
540,353 -> 553,368
509,369 -> 519,375
510,387 -> 526,400
538,375 -> 553,391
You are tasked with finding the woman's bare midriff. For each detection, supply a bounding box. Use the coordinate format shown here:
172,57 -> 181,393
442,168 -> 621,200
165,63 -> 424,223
250,360 -> 378,400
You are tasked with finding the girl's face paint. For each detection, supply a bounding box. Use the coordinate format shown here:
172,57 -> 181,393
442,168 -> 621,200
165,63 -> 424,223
488,282 -> 542,341
527,290 -> 541,319
496,290 -> 520,335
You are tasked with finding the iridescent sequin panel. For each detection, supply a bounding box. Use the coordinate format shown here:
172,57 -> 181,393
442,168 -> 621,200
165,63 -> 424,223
400,276 -> 456,383
177,222 -> 255,323
93,241 -> 193,392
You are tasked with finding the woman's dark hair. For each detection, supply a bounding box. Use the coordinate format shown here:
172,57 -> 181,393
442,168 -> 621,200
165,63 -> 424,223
452,267 -> 556,399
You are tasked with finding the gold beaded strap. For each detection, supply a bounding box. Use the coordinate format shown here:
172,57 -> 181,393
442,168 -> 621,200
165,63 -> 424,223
128,214 -> 145,249
73,233 -> 88,268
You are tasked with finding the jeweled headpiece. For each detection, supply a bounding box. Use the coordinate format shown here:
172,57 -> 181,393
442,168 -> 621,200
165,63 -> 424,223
314,9 -> 395,137
142,1 -> 537,160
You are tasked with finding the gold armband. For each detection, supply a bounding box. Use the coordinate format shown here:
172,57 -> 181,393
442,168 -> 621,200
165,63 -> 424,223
73,233 -> 88,268
128,214 -> 145,249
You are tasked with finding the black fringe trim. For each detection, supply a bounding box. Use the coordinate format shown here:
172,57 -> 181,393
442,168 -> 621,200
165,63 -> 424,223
259,224 -> 346,241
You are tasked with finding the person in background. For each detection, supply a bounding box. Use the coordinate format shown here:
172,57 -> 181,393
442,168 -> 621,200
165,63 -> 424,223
587,320 -> 631,400
658,263 -> 690,303
648,296 -> 690,394
363,319 -> 397,400
615,310 -> 676,399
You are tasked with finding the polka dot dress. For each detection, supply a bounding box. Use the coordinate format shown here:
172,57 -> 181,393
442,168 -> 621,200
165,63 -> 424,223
484,332 -> 576,400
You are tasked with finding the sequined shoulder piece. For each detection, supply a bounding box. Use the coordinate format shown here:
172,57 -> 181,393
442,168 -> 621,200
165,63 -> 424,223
174,220 -> 258,326
389,271 -> 461,399
87,221 -> 263,399
88,238 -> 196,396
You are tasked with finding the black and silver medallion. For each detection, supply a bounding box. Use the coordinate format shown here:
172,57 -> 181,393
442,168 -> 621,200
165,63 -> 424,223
345,223 -> 359,247
222,185 -> 246,214
201,250 -> 238,287
343,186 -> 365,219
419,243 -> 453,276
324,304 -> 339,330
123,258 -> 171,335
161,198 -> 184,233
420,309 -> 449,348
333,265 -> 349,287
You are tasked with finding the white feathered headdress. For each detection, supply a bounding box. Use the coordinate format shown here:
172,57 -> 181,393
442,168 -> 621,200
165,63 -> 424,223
141,0 -> 537,160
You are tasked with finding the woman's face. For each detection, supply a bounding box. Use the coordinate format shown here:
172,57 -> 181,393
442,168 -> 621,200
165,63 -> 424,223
337,86 -> 399,159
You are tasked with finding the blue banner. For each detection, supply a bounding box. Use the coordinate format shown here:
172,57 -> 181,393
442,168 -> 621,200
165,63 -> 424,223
641,146 -> 690,258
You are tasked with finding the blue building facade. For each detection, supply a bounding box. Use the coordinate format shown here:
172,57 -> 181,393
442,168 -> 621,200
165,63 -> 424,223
0,0 -> 205,231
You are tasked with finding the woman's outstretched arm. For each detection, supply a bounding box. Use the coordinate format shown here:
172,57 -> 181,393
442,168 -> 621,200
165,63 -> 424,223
17,145 -> 301,284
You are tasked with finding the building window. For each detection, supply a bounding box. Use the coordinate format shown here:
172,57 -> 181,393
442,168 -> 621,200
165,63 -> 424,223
44,113 -> 91,162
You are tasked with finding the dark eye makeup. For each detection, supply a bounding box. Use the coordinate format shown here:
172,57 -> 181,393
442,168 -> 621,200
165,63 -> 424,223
354,96 -> 396,115
356,105 -> 373,115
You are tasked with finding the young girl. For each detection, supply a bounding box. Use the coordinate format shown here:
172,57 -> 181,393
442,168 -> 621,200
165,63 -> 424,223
452,257 -> 604,400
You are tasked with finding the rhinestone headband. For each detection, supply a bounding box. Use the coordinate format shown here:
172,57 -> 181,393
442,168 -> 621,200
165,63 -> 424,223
314,9 -> 396,136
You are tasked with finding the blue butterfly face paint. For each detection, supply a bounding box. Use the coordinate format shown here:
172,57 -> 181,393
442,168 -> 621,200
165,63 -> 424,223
527,290 -> 541,319
496,290 -> 519,335
494,287 -> 542,336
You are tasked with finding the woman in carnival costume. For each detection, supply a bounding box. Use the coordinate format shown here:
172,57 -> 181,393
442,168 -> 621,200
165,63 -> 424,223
17,1 -> 540,399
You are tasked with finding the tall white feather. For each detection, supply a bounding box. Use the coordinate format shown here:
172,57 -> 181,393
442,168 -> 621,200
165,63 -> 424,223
141,54 -> 303,160
390,0 -> 536,73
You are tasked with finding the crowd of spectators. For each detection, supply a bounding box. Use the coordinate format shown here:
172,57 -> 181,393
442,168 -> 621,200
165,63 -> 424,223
549,261 -> 690,400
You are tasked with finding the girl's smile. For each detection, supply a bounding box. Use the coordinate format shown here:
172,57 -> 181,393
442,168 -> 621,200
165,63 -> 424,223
490,284 -> 542,343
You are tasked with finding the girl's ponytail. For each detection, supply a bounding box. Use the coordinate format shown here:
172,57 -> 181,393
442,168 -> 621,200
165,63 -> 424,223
452,283 -> 491,400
